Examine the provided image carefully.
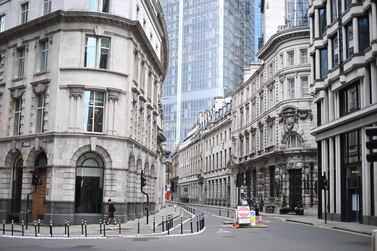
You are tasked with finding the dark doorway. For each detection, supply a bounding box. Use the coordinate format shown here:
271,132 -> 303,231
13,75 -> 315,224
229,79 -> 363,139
289,169 -> 302,209
11,155 -> 23,213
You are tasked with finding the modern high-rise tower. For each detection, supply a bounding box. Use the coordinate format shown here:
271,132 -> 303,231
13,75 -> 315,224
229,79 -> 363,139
161,0 -> 257,151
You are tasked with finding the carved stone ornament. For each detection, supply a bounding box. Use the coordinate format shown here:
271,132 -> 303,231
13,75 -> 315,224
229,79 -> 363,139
250,126 -> 256,134
33,83 -> 47,94
257,120 -> 263,129
278,107 -> 313,131
10,88 -> 25,99
68,86 -> 85,99
108,90 -> 120,102
265,115 -> 275,127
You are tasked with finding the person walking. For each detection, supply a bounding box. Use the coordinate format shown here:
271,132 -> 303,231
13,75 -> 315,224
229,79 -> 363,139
106,199 -> 116,225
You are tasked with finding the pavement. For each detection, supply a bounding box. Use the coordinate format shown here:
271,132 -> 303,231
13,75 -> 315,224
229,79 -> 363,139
184,203 -> 377,236
0,204 -> 185,238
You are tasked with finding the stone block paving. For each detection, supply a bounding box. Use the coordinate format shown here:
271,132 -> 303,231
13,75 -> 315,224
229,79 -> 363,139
0,205 -> 183,238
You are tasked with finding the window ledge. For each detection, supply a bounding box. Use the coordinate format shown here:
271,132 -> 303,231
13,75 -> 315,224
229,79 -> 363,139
34,71 -> 49,77
12,77 -> 25,82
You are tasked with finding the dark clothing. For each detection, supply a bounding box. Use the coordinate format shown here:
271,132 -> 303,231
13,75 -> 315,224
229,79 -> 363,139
108,204 -> 115,214
107,203 -> 116,224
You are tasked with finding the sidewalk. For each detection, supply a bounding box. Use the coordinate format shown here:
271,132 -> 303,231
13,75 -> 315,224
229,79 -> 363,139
0,205 -> 183,238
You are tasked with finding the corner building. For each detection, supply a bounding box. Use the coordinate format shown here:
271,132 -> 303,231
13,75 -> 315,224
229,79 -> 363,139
231,27 -> 318,212
0,0 -> 168,224
309,0 -> 377,224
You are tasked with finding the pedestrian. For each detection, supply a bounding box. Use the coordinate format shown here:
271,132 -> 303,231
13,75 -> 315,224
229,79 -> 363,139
106,199 -> 116,225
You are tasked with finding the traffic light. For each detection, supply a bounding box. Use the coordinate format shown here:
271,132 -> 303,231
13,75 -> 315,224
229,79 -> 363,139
31,170 -> 40,186
319,174 -> 328,190
141,170 -> 147,189
366,126 -> 377,162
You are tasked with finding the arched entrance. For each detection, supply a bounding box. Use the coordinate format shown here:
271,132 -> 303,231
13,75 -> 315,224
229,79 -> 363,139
11,153 -> 23,214
32,152 -> 48,220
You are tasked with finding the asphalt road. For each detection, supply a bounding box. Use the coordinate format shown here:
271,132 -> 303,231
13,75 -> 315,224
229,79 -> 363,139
0,205 -> 371,251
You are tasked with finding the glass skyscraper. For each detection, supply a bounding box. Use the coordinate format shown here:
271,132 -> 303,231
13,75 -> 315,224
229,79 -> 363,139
285,0 -> 309,27
161,0 -> 257,151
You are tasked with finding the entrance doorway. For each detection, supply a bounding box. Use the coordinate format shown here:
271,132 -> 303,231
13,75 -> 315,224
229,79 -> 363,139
289,169 -> 302,209
32,152 -> 47,220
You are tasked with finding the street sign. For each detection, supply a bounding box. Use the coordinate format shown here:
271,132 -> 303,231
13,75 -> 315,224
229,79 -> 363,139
249,210 -> 256,227
237,206 -> 250,225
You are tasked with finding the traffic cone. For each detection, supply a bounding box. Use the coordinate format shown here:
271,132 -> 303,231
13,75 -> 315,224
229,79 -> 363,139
232,218 -> 239,229
257,212 -> 263,225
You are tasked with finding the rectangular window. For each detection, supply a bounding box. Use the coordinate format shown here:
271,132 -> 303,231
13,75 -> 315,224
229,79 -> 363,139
345,22 -> 354,58
288,78 -> 295,99
332,33 -> 339,67
319,7 -> 327,36
300,49 -> 308,64
259,129 -> 264,151
341,129 -> 361,164
83,91 -> 105,133
287,51 -> 294,66
320,47 -> 328,78
17,47 -> 26,78
339,82 -> 360,117
358,16 -> 370,52
14,98 -> 22,135
0,14 -> 5,32
43,0 -> 52,15
331,0 -> 338,23
259,93 -> 264,114
90,0 -> 110,13
36,94 -> 45,133
40,40 -> 48,72
300,76 -> 309,96
84,36 -> 110,69
21,2 -> 29,24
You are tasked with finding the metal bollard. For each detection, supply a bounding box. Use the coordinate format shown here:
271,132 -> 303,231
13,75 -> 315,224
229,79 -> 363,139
203,214 -> 205,228
165,215 -> 168,231
50,219 -> 53,237
2,220 -> 5,235
81,219 -> 84,236
38,219 -> 40,236
64,220 -> 67,236
372,229 -> 377,251
34,221 -> 37,237
67,220 -> 70,238
227,210 -> 229,218
190,217 -> 193,233
99,219 -> 102,235
137,219 -> 140,235
21,220 -> 24,236
11,220 -> 14,236
171,214 -> 174,228
180,217 -> 183,235
219,209 -> 221,216
153,217 -> 155,234
193,208 -> 195,215
167,220 -> 170,235
84,220 -> 87,237
162,216 -> 164,232
118,219 -> 121,236
103,223 -> 106,237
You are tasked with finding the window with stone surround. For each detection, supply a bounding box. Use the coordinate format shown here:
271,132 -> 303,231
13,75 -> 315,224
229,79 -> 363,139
300,76 -> 309,96
0,14 -> 5,32
13,98 -> 22,135
17,47 -> 26,78
40,40 -> 48,72
287,134 -> 302,148
43,0 -> 52,15
83,90 -> 105,133
84,36 -> 110,69
287,78 -> 295,99
318,6 -> 326,36
339,81 -> 360,117
89,0 -> 110,13
345,21 -> 354,58
36,93 -> 46,133
358,15 -> 370,53
331,33 -> 339,68
287,50 -> 294,66
21,2 -> 28,24
300,49 -> 308,64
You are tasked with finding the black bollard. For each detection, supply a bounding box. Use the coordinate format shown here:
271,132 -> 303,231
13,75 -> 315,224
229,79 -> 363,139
81,219 -> 84,236
37,219 -> 40,236
99,219 -> 102,235
84,220 -> 87,237
227,210 -> 229,218
11,220 -> 14,236
167,220 -> 170,235
203,215 -> 205,228
153,217 -> 155,234
137,219 -> 140,235
64,220 -> 67,236
118,219 -> 121,236
190,217 -> 193,233
165,215 -> 168,231
49,219 -> 53,237
67,220 -> 70,238
2,220 -> 5,235
21,220 -> 24,236
34,221 -> 37,237
196,216 -> 199,232
219,209 -> 221,216
103,223 -> 106,237
162,216 -> 164,232
193,208 -> 195,215
180,217 -> 183,235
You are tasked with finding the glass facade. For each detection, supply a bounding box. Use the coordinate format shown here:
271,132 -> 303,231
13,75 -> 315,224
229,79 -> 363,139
285,0 -> 309,27
161,0 -> 258,151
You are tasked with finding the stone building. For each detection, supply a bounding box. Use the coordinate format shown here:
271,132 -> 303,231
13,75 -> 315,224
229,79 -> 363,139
309,0 -> 377,225
176,97 -> 232,206
0,0 -> 168,224
230,26 -> 318,212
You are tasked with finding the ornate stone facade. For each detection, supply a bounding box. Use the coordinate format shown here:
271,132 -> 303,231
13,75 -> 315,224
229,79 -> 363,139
231,26 -> 318,212
0,1 -> 168,224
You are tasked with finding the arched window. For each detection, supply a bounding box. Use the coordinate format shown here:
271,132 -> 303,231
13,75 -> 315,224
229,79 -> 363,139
75,152 -> 104,213
287,134 -> 303,149
11,154 -> 23,213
